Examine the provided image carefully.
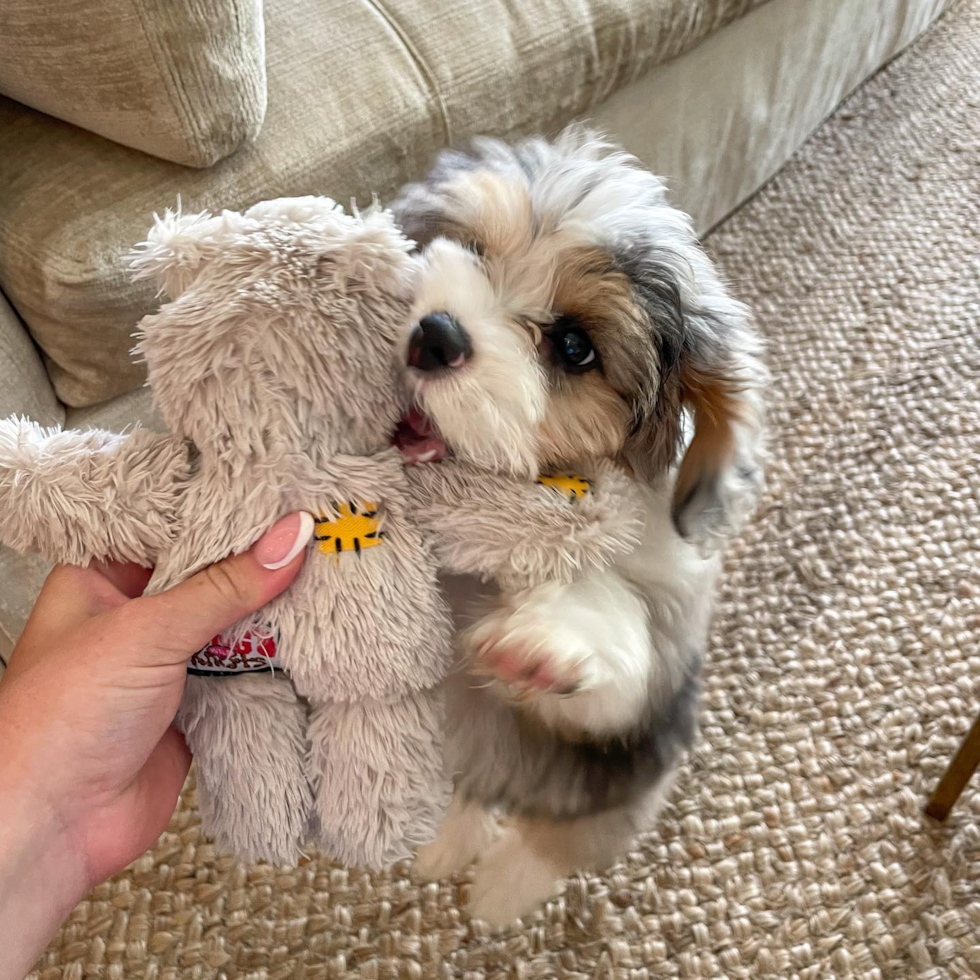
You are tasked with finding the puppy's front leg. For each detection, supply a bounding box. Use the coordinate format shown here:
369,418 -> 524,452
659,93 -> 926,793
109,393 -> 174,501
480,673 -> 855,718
466,571 -> 655,736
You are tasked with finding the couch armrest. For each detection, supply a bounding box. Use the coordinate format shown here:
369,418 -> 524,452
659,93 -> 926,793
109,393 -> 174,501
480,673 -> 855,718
0,547 -> 52,670
0,290 -> 64,426
0,291 -> 61,670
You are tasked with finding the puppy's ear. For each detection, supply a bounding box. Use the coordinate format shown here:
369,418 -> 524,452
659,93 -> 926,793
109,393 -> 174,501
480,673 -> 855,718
671,299 -> 766,543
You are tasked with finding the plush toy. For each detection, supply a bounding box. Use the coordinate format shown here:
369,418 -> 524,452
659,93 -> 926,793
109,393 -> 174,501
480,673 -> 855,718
0,196 -> 645,869
0,198 -> 453,867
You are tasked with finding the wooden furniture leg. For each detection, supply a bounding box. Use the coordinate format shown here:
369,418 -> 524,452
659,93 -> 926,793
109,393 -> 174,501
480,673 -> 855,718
925,712 -> 980,821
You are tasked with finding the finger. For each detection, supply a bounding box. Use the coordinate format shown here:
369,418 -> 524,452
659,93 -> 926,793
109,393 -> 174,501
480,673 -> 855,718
90,561 -> 154,600
123,512 -> 314,663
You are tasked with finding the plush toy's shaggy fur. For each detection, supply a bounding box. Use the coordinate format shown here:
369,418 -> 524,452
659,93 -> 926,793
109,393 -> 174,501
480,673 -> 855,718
0,196 -> 645,871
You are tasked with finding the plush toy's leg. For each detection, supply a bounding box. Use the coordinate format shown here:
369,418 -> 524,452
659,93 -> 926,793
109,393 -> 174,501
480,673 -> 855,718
308,690 -> 451,869
179,673 -> 312,864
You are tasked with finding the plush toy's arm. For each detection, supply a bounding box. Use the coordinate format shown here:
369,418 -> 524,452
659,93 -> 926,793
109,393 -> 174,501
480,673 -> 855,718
0,417 -> 188,566
405,458 -> 646,591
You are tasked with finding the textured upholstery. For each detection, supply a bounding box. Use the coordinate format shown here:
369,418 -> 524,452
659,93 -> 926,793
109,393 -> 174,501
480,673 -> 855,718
589,0 -> 949,233
0,0 -> 770,407
0,0 -> 267,167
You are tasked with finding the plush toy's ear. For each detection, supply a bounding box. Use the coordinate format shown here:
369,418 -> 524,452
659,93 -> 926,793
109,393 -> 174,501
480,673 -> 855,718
129,206 -> 225,300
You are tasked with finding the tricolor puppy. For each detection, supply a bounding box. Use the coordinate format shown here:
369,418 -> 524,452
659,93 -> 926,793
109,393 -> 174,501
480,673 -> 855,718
392,129 -> 766,924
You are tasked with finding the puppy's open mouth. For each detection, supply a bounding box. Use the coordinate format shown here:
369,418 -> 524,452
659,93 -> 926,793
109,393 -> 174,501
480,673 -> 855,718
393,407 -> 450,465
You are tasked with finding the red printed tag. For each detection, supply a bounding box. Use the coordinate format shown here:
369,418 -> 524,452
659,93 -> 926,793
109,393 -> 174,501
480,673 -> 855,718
188,630 -> 282,676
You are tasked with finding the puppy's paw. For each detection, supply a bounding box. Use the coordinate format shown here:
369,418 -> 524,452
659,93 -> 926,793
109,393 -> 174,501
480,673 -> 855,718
465,578 -> 654,733
466,829 -> 562,926
468,612 -> 590,698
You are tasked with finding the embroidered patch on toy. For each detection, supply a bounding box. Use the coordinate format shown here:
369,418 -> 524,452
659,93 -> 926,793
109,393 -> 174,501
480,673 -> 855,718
536,473 -> 591,501
315,501 -> 384,557
188,630 -> 282,677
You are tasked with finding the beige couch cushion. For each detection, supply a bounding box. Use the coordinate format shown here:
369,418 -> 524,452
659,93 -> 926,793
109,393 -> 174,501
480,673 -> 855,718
0,0 -> 768,408
0,0 -> 266,167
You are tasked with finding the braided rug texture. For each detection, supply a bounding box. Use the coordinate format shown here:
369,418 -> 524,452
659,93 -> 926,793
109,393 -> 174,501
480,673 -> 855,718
30,3 -> 980,977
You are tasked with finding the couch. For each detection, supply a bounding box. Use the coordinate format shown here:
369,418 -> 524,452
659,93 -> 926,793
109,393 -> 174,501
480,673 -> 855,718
0,0 -> 949,666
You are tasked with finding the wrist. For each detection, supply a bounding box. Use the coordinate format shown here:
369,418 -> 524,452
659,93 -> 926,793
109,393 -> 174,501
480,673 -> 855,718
0,687 -> 89,979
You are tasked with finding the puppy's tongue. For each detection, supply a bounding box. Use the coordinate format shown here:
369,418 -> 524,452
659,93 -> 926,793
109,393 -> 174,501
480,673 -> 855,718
394,407 -> 449,464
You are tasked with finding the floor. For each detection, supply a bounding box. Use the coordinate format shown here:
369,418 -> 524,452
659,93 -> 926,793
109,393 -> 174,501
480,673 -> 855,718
30,1 -> 980,977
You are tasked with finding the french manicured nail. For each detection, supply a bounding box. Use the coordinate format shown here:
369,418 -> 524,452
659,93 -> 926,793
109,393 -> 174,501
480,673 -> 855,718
255,512 -> 315,569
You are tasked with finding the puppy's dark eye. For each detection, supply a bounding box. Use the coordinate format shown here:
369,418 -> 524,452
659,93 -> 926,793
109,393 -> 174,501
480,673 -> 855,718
551,318 -> 598,371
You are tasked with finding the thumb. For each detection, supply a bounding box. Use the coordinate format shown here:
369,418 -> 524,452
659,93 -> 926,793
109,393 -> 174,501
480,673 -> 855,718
127,511 -> 315,661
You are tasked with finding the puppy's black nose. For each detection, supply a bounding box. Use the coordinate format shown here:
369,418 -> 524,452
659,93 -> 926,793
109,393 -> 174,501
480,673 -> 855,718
408,312 -> 472,371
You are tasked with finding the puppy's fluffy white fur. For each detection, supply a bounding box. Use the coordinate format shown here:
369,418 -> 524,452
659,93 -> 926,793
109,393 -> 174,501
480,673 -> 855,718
393,129 -> 766,924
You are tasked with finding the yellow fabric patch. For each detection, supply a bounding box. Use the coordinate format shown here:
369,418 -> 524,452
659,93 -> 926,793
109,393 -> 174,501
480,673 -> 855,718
536,473 -> 591,501
314,502 -> 384,557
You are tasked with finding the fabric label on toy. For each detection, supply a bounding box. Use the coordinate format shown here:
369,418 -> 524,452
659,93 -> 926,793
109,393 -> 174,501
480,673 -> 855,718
536,473 -> 592,501
188,630 -> 283,677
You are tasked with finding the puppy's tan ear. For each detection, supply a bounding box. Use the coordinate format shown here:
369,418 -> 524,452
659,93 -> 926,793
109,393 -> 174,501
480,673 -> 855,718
671,305 -> 767,542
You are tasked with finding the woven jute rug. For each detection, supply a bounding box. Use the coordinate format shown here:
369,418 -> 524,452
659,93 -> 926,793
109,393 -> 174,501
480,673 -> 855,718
30,3 -> 980,977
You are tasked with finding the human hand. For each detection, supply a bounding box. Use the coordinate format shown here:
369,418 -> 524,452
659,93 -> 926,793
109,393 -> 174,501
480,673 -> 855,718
0,511 -> 314,980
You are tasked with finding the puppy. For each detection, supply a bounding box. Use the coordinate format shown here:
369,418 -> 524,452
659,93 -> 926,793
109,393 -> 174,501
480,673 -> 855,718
391,128 -> 766,924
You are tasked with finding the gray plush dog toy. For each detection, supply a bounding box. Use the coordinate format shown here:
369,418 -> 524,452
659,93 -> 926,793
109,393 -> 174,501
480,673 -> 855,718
0,196 -> 643,868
